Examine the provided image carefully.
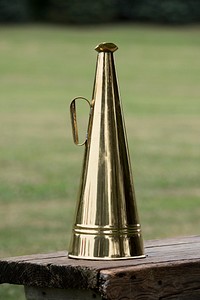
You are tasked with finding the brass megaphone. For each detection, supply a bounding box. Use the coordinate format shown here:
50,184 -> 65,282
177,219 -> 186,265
68,42 -> 145,260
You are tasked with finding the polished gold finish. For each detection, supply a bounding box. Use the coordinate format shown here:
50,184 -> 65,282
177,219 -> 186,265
70,97 -> 91,146
68,42 -> 145,260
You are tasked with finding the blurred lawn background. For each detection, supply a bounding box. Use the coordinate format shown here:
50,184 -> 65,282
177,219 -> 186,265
0,24 -> 200,299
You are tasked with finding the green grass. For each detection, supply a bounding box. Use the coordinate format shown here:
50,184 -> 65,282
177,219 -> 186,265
0,24 -> 200,299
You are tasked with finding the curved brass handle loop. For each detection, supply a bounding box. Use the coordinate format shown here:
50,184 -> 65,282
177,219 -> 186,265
70,97 -> 91,146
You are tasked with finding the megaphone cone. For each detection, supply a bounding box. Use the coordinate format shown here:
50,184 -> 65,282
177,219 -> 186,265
68,42 -> 145,260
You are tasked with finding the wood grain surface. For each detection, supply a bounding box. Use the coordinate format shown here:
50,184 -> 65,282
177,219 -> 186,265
0,236 -> 199,299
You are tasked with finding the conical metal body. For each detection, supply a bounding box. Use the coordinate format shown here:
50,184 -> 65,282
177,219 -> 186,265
68,42 -> 145,260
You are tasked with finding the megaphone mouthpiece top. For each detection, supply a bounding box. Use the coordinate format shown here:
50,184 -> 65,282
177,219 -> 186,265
95,42 -> 118,53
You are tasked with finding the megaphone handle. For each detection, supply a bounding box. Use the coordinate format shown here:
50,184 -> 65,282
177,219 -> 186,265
70,97 -> 91,146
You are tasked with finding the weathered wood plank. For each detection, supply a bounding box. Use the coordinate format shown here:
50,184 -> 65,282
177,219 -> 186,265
24,286 -> 102,300
99,261 -> 200,300
99,236 -> 200,300
0,257 -> 99,289
0,236 -> 199,298
1,251 -> 67,263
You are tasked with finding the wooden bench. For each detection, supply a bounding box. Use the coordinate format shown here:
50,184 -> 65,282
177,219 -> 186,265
0,236 -> 200,299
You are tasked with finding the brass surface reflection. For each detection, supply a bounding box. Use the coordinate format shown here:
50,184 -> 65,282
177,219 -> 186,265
68,42 -> 145,260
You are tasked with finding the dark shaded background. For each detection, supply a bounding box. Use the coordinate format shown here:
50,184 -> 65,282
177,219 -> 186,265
0,0 -> 200,25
